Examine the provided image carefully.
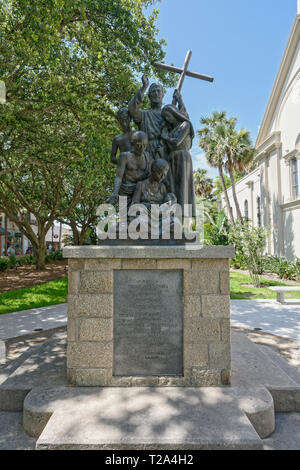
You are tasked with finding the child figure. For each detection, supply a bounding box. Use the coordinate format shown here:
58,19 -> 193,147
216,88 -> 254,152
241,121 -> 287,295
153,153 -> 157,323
130,159 -> 181,238
109,131 -> 152,206
131,158 -> 170,208
110,107 -> 134,165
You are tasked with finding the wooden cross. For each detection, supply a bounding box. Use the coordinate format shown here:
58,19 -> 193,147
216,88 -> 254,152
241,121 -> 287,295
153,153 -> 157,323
154,50 -> 214,92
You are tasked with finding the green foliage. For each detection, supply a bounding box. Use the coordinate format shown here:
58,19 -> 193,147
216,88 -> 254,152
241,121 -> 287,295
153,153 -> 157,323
204,211 -> 230,246
229,222 -> 268,286
0,258 -> 9,271
231,253 -> 300,282
0,249 -> 63,271
0,0 -> 173,267
230,252 -> 248,270
261,256 -> 300,281
198,111 -> 256,224
213,174 -> 231,197
194,169 -> 215,199
0,277 -> 68,314
230,271 -> 300,300
7,254 -> 19,269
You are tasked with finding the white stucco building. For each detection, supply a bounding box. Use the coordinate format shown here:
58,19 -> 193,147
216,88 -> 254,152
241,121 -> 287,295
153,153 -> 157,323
220,8 -> 300,261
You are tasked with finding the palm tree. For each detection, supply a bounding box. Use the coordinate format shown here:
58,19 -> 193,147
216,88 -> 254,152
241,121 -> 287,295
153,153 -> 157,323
221,120 -> 256,223
197,112 -> 235,225
198,112 -> 255,225
193,169 -> 214,199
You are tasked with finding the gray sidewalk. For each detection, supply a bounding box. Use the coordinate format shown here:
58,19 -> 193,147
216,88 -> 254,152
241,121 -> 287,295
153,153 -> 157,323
0,299 -> 300,341
0,304 -> 67,340
231,299 -> 300,340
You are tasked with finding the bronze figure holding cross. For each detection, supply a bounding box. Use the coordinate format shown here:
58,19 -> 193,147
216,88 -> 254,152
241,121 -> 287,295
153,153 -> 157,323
110,50 -> 213,218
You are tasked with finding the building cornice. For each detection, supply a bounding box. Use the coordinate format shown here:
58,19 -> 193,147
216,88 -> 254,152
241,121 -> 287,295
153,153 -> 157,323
255,132 -> 281,161
283,148 -> 300,164
256,15 -> 300,147
281,198 -> 300,210
219,167 -> 260,198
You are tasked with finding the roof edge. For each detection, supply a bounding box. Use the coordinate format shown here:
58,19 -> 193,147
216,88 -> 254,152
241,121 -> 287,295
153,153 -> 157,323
255,15 -> 300,148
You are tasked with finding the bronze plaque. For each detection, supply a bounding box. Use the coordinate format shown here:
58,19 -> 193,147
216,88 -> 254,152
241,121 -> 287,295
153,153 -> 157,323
114,270 -> 183,376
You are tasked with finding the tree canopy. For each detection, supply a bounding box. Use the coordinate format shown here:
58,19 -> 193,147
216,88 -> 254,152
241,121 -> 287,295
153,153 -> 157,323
0,0 -> 173,267
198,111 -> 255,225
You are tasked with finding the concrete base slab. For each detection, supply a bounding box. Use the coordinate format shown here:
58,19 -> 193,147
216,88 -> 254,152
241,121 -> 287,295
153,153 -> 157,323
1,329 -> 300,449
256,344 -> 300,385
0,331 -> 67,411
231,330 -> 300,412
34,387 -> 263,450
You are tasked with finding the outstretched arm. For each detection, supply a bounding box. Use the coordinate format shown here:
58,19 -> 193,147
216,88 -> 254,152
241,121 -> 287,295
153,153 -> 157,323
128,74 -> 149,124
172,89 -> 189,118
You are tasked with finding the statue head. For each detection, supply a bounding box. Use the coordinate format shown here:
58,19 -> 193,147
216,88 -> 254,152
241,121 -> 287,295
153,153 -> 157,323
148,83 -> 164,108
116,107 -> 131,131
162,104 -> 195,140
150,158 -> 169,183
131,131 -> 148,156
161,105 -> 179,126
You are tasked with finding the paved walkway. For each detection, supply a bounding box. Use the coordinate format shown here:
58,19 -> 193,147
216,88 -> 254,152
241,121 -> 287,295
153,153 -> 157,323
0,304 -> 67,340
231,299 -> 300,341
0,299 -> 300,341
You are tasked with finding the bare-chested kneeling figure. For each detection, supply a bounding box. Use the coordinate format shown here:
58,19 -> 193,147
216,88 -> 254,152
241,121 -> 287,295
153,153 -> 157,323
108,130 -> 152,207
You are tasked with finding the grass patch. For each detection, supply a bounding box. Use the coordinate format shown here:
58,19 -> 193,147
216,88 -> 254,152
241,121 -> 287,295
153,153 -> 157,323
230,272 -> 300,300
1,272 -> 299,314
0,277 -> 68,314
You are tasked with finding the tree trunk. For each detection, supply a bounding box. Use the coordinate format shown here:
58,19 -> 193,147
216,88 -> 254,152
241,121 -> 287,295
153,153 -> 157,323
34,243 -> 46,270
79,226 -> 89,245
70,221 -> 80,245
228,166 -> 244,223
219,165 -> 235,226
34,223 -> 48,270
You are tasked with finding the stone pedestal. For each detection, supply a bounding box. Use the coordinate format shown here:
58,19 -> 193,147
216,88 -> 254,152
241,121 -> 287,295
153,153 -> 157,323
63,245 -> 235,387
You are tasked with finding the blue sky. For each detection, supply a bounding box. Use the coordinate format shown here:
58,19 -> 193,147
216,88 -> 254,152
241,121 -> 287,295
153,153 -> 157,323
146,0 -> 298,179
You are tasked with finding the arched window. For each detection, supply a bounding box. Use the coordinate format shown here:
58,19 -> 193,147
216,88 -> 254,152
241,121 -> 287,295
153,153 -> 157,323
244,200 -> 249,221
291,159 -> 299,198
257,197 -> 261,226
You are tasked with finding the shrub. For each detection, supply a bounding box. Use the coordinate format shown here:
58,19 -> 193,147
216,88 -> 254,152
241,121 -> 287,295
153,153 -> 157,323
0,249 -> 63,271
53,249 -> 63,260
229,223 -> 268,286
230,252 -> 248,270
261,255 -> 299,280
295,259 -> 300,281
204,211 -> 230,246
0,258 -> 9,271
8,255 -> 20,269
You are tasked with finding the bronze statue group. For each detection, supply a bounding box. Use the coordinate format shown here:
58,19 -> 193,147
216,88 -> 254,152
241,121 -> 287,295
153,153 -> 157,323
108,75 -> 196,238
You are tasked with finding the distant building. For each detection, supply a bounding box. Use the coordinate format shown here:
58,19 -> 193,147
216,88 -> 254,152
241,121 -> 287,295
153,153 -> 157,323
0,212 -> 71,256
220,9 -> 300,261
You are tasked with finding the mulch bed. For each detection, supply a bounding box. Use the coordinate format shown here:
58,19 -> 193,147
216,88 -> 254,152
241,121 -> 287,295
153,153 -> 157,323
0,260 -> 68,293
231,268 -> 300,286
